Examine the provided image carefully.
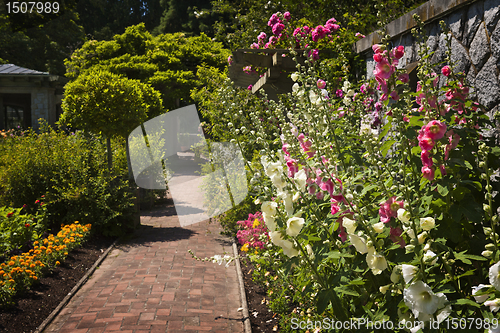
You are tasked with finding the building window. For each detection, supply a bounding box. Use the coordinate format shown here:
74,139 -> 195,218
4,105 -> 24,130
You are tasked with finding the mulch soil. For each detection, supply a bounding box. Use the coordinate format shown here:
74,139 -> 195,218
238,250 -> 280,333
0,234 -> 116,333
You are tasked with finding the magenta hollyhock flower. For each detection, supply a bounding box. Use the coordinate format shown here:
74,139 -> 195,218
374,58 -> 394,80
441,65 -> 451,76
393,45 -> 405,59
250,42 -> 259,49
312,25 -> 329,42
380,93 -> 388,101
316,191 -> 324,200
257,32 -> 267,42
421,149 -> 433,167
375,101 -> 383,112
336,89 -> 344,98
439,164 -> 447,176
228,55 -> 233,65
398,73 -> 410,83
379,197 -> 404,223
425,120 -> 447,140
272,23 -> 285,35
337,217 -> 347,242
310,49 -> 319,61
373,53 -> 384,63
284,11 -> 291,20
422,165 -> 435,181
390,90 -> 400,101
320,179 -> 335,196
390,227 -> 406,248
268,13 -> 280,27
308,185 -> 316,195
247,85 -> 253,90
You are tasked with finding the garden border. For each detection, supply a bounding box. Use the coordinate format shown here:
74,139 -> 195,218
232,242 -> 252,333
34,238 -> 119,333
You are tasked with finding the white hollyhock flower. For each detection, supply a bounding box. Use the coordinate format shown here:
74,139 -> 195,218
366,247 -> 387,275
269,231 -> 283,246
471,284 -> 492,303
261,201 -> 277,217
291,72 -> 299,82
401,264 -> 418,284
270,173 -> 286,190
397,208 -> 410,223
379,284 -> 390,294
294,169 -> 307,191
420,217 -> 435,231
282,192 -> 294,216
490,262 -> 500,291
286,216 -> 305,237
372,222 -> 384,233
403,281 -> 447,318
417,231 -> 427,244
484,299 -> 500,312
292,82 -> 300,92
403,225 -> 416,239
423,250 -> 438,265
292,192 -> 300,202
265,161 -> 283,178
436,304 -> 452,323
263,213 -> 277,232
280,239 -> 299,257
349,234 -> 368,254
343,217 -> 357,234
305,244 -> 315,260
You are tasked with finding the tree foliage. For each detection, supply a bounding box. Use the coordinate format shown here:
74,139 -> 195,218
61,69 -> 162,138
64,23 -> 231,111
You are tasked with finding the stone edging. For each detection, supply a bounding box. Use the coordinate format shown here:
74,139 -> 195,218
232,242 -> 252,333
35,238 -> 119,333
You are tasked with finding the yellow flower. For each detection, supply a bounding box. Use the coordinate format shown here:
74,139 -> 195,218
55,261 -> 60,266
252,219 -> 260,228
241,243 -> 249,252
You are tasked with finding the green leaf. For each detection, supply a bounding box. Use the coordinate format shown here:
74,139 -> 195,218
491,146 -> 500,156
453,298 -> 481,308
380,139 -> 396,157
334,286 -> 360,297
409,115 -> 424,127
378,122 -> 391,141
316,291 -> 330,314
326,251 -> 354,259
436,184 -> 449,197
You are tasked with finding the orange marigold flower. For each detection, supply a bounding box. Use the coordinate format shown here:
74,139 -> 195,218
55,261 -> 60,266
33,241 -> 39,245
8,261 -> 15,266
30,264 -> 36,268
8,279 -> 14,283
32,276 -> 38,280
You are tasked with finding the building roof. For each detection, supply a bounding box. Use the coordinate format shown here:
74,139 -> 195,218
0,64 -> 50,76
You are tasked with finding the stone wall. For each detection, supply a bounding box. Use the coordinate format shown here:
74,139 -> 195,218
360,0 -> 500,128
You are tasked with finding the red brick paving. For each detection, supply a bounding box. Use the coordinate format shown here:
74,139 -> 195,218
44,200 -> 244,333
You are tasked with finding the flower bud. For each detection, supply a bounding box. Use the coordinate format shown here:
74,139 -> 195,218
377,239 -> 384,247
484,227 -> 492,236
482,250 -> 493,258
405,245 -> 415,253
485,243 -> 496,251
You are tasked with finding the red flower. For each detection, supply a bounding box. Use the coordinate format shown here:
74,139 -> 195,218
25,223 -> 30,227
6,212 -> 14,218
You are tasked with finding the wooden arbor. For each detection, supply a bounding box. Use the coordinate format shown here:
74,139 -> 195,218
228,49 -> 303,101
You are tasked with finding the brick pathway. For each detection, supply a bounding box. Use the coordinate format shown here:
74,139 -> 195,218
44,198 -> 245,333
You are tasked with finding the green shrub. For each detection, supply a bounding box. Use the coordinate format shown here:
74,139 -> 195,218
0,124 -> 135,237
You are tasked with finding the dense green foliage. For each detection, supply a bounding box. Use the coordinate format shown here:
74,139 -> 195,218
64,24 -> 230,112
0,125 -> 135,237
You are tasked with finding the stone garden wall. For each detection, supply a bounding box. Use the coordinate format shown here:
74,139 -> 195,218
356,0 -> 500,136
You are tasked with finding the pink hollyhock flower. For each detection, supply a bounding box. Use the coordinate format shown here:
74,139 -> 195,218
317,79 -> 326,89
390,227 -> 406,248
355,32 -> 365,39
326,17 -> 337,25
308,185 -> 316,195
257,32 -> 267,42
373,53 -> 384,63
330,200 -> 340,215
269,36 -> 278,44
439,164 -> 447,176
247,85 -> 253,90
425,120 -> 447,140
268,13 -> 280,27
337,217 -> 347,242
282,143 -> 290,155
374,58 -> 394,80
390,90 -> 400,101
393,45 -> 405,59
385,110 -> 393,116
272,23 -> 285,35
421,149 -> 433,167
375,76 -> 388,94
380,93 -> 388,101
316,191 -> 324,200
284,11 -> 291,20
441,65 -> 451,76
320,179 -> 335,196
250,42 -> 259,49
398,73 -> 410,83
422,165 -> 435,181
419,135 -> 435,151
312,25 -> 330,42
297,133 -> 305,143
375,101 -> 383,112
336,89 -> 344,98
379,197 -> 404,223
372,44 -> 384,54
228,56 -> 233,65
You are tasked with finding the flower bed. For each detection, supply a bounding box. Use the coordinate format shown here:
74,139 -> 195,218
206,11 -> 500,332
0,221 -> 91,307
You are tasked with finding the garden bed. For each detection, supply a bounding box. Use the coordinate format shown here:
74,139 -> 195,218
0,234 -> 115,333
